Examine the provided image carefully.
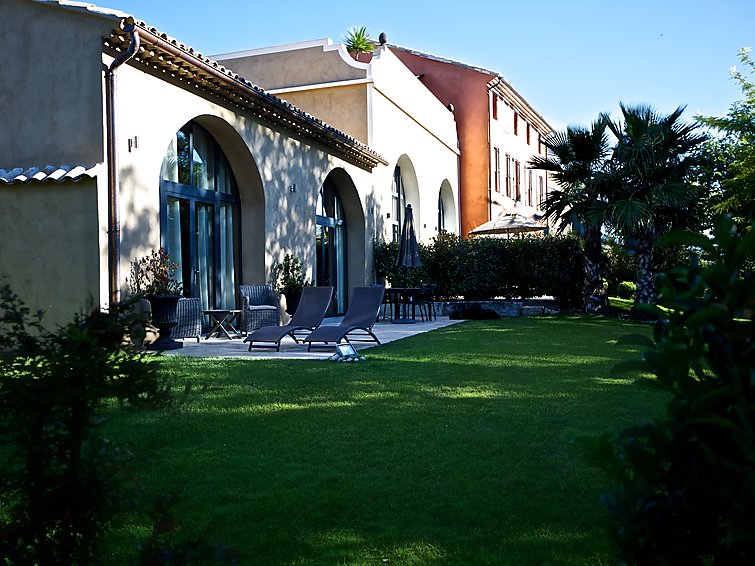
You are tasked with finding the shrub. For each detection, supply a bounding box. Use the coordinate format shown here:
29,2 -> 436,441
373,234 -> 583,309
0,284 -> 167,563
606,238 -> 692,297
273,253 -> 309,295
616,281 -> 636,299
128,248 -> 183,297
599,216 -> 755,563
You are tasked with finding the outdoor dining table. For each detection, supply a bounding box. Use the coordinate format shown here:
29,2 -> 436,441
203,309 -> 243,339
386,287 -> 421,324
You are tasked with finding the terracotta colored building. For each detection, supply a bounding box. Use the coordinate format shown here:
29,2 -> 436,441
390,45 -> 553,237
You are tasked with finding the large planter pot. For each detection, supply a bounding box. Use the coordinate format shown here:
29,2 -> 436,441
284,290 -> 302,316
146,295 -> 182,350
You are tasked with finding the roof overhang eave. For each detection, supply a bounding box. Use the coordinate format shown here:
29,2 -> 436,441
488,76 -> 553,135
105,18 -> 387,170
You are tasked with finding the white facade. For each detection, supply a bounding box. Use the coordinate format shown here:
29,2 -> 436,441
489,89 -> 549,220
215,39 -> 461,245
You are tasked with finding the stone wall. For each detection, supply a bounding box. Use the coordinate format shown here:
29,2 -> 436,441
434,300 -> 560,318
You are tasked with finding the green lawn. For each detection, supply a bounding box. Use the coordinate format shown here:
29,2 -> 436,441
102,316 -> 667,565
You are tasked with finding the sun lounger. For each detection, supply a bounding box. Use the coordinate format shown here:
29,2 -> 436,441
243,286 -> 333,351
303,286 -> 385,351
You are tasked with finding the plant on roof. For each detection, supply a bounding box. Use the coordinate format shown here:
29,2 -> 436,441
343,26 -> 374,55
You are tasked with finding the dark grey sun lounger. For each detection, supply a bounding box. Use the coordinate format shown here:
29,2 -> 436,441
303,285 -> 385,351
244,286 -> 333,351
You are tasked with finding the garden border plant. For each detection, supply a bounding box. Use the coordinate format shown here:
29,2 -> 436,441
373,232 -> 584,309
0,286 -> 166,563
0,285 -> 236,563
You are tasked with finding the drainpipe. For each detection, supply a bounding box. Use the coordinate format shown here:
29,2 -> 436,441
106,23 -> 140,304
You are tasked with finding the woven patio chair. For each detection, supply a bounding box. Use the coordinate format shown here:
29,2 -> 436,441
239,284 -> 279,333
169,297 -> 202,342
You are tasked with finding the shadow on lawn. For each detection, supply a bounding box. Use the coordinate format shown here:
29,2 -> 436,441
104,317 -> 663,564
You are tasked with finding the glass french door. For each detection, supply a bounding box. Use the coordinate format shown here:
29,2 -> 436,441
316,218 -> 346,315
163,195 -> 238,310
195,202 -> 214,309
316,180 -> 347,315
161,121 -> 240,312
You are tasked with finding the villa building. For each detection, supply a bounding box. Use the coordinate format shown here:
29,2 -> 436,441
0,0 -> 395,325
0,1 -> 551,329
213,39 -> 460,246
389,44 -> 553,236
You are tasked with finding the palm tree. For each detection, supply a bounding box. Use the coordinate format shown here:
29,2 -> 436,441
529,119 -> 611,313
600,103 -> 706,307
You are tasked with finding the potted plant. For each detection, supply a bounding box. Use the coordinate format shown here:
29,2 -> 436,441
343,26 -> 374,61
273,254 -> 309,315
128,248 -> 184,350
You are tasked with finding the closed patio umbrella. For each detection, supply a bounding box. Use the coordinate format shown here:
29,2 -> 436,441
396,204 -> 422,268
393,204 -> 421,324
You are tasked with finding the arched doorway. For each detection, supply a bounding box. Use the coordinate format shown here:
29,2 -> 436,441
160,120 -> 241,310
316,168 -> 365,315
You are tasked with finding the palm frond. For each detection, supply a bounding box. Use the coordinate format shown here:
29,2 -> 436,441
608,198 -> 654,233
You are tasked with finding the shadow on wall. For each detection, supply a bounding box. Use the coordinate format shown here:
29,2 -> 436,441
366,191 -> 384,282
117,163 -> 161,297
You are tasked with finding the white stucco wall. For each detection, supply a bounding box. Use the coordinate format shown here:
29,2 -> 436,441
112,54 -> 379,297
0,0 -> 112,167
489,93 -> 548,219
216,39 -> 461,243
1,1 -> 385,325
0,180 -> 102,328
368,46 -> 460,242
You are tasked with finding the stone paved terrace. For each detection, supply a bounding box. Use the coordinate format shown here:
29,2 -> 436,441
162,316 -> 462,360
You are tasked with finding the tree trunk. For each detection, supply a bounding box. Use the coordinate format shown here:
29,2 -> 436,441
583,225 -> 609,314
634,240 -> 657,308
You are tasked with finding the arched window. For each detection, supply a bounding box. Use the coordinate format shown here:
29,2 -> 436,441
160,121 -> 240,311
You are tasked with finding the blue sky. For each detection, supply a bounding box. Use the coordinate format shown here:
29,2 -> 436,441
109,0 -> 753,132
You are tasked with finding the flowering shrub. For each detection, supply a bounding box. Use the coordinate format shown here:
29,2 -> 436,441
128,248 -> 183,297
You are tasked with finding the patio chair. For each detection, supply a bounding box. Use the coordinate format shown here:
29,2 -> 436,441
169,297 -> 202,342
371,283 -> 392,320
244,286 -> 333,351
303,285 -> 385,351
239,284 -> 279,333
416,284 -> 437,321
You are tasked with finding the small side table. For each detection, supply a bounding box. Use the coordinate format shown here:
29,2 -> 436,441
203,309 -> 242,339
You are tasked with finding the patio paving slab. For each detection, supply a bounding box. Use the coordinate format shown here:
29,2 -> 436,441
161,316 -> 462,360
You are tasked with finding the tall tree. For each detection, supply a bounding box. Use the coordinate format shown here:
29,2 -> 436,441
529,120 -> 611,313
697,47 -> 755,224
600,103 -> 706,307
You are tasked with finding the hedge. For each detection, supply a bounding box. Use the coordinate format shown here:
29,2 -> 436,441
373,232 -> 584,310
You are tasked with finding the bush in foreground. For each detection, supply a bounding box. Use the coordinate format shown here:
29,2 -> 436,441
0,286 -> 165,563
599,216 -> 755,563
